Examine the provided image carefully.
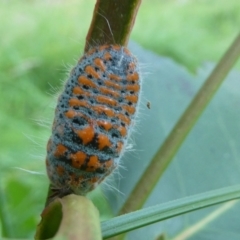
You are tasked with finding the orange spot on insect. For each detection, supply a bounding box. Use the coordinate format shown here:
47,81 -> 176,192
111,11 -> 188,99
104,159 -> 114,168
90,176 -> 99,183
103,52 -> 112,61
97,120 -> 112,131
76,125 -> 95,145
97,134 -> 112,150
125,95 -> 138,103
116,113 -> 131,125
73,86 -> 84,95
112,45 -> 121,51
127,72 -> 139,81
117,126 -> 127,137
105,80 -> 122,90
65,110 -> 76,118
56,165 -> 65,176
69,98 -> 89,108
116,142 -> 124,153
96,95 -> 117,106
124,48 -> 131,55
69,173 -> 84,187
86,156 -> 100,172
85,65 -> 100,79
126,84 -> 140,92
54,144 -> 68,157
122,105 -> 136,115
99,45 -> 109,51
71,151 -> 87,168
94,58 -> 106,71
78,76 -> 97,88
128,62 -> 136,71
99,87 -> 120,98
85,48 -> 97,56
92,105 -> 115,117
109,74 -> 121,81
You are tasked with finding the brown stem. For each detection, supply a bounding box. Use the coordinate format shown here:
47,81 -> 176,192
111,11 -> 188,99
119,32 -> 240,215
85,0 -> 142,52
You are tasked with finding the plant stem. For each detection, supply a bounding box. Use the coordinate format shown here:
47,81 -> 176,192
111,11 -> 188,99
119,32 -> 240,215
85,0 -> 142,51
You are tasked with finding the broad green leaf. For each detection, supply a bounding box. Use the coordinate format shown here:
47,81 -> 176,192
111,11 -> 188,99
105,42 -> 240,239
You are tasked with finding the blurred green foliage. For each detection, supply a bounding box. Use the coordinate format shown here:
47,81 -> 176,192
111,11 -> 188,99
0,0 -> 240,238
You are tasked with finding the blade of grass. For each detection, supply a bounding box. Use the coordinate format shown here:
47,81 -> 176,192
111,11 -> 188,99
0,183 -> 13,238
102,185 -> 240,238
172,200 -> 237,240
119,32 -> 240,215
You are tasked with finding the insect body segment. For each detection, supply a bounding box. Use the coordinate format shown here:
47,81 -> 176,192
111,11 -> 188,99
46,45 -> 140,197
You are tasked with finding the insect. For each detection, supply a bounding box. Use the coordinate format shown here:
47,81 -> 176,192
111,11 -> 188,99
147,101 -> 151,109
45,44 -> 141,199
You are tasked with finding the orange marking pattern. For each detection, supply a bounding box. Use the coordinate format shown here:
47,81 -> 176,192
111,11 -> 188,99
76,125 -> 95,145
127,62 -> 136,71
96,95 -> 117,106
90,176 -> 99,183
127,72 -> 139,82
109,74 -> 121,81
126,84 -> 140,92
71,151 -> 87,168
99,45 -> 109,51
92,105 -> 115,117
72,86 -> 85,95
124,48 -> 131,55
103,52 -> 112,60
94,58 -> 106,71
116,113 -> 131,125
78,76 -> 97,88
85,65 -> 100,79
116,142 -> 123,153
97,120 -> 112,131
69,98 -> 89,108
97,134 -> 112,150
54,144 -> 68,157
125,95 -> 138,103
105,80 -> 122,90
85,48 -> 96,56
99,87 -> 120,97
117,126 -> 127,137
56,165 -> 65,176
65,109 -> 76,118
122,105 -> 136,115
112,45 -> 121,51
86,156 -> 100,172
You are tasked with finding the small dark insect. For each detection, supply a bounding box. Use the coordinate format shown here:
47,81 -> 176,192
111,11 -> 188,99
147,101 -> 151,109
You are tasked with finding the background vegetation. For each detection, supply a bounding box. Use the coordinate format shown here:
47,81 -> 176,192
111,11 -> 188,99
1,0 -> 240,238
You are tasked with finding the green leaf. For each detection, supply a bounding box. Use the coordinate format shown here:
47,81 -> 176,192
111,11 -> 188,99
101,185 -> 240,238
104,42 -> 240,239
